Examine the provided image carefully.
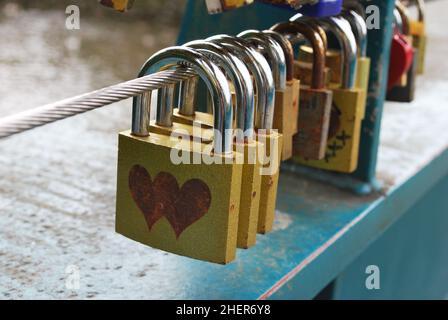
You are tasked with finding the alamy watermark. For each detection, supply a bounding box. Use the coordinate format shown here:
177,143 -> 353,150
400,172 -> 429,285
365,265 -> 381,290
65,5 -> 80,30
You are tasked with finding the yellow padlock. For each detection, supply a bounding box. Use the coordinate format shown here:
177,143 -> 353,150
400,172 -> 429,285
116,47 -> 243,264
264,30 -> 301,161
180,40 -> 264,249
407,0 -> 427,74
272,21 -> 333,161
293,16 -> 367,173
208,35 -> 281,235
239,30 -> 298,161
343,9 -> 371,93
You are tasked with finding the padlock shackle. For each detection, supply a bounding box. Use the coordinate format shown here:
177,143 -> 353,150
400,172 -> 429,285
208,35 -> 276,130
184,40 -> 255,141
289,14 -> 329,51
132,46 -> 233,155
342,9 -> 368,57
262,30 -> 295,82
321,16 -> 358,89
238,30 -> 287,91
342,0 -> 366,19
402,0 -> 425,22
271,21 -> 326,90
395,2 -> 411,36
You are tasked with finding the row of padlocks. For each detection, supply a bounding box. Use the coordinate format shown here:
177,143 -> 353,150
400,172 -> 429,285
114,0 -> 427,264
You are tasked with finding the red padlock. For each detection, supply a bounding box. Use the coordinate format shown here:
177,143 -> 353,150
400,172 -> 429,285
387,8 -> 414,91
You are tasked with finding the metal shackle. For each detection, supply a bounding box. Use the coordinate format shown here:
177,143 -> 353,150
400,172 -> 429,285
395,2 -> 411,36
207,35 -> 276,130
262,30 -> 295,82
184,40 -> 255,141
132,46 -> 233,155
321,16 -> 358,89
403,0 -> 425,22
238,29 -> 287,91
271,21 -> 327,90
290,14 -> 329,50
342,9 -> 368,57
342,0 -> 366,19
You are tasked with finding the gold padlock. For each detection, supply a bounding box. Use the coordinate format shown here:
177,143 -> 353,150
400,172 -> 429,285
293,16 -> 367,173
208,35 -> 282,234
116,47 -> 243,264
406,0 -> 427,74
272,21 -> 333,160
343,9 -> 371,93
181,40 -> 263,249
238,30 -> 299,161
264,30 -> 301,161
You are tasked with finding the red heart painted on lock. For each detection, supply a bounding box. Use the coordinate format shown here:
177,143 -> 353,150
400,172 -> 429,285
128,165 -> 212,239
388,32 -> 414,91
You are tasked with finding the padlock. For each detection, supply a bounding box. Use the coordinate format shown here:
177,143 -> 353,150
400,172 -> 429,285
116,47 -> 243,264
342,9 -> 371,93
406,0 -> 427,74
272,21 -> 333,160
182,40 -> 263,249
238,29 -> 300,161
387,8 -> 414,91
208,35 -> 282,234
293,16 -> 367,173
387,2 -> 419,102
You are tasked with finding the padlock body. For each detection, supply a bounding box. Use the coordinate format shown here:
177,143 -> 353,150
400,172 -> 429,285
150,120 -> 214,144
116,131 -> 243,264
410,21 -> 426,74
298,45 -> 342,84
234,140 -> 263,249
172,108 -> 214,129
294,60 -> 332,87
293,87 -> 333,160
387,48 -> 419,103
355,57 -> 371,93
273,79 -> 300,161
256,131 -> 283,234
292,87 -> 366,173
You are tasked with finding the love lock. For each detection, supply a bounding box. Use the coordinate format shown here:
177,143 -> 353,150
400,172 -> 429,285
239,29 -> 300,161
407,0 -> 427,75
181,40 -> 264,249
116,47 -> 243,264
272,21 -> 333,160
293,16 -> 367,173
387,2 -> 419,102
209,35 -> 281,234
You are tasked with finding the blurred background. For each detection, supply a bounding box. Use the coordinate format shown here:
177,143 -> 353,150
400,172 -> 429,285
0,0 -> 185,116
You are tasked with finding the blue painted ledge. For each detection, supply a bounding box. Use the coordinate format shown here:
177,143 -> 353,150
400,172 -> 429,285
134,148 -> 447,300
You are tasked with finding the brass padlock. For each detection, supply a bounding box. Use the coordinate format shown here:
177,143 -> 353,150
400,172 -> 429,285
342,9 -> 371,93
406,0 -> 427,74
116,47 -> 243,264
238,30 -> 299,161
387,2 -> 419,102
293,16 -> 367,173
272,21 -> 333,160
181,40 -> 263,249
264,30 -> 301,161
208,35 -> 282,234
